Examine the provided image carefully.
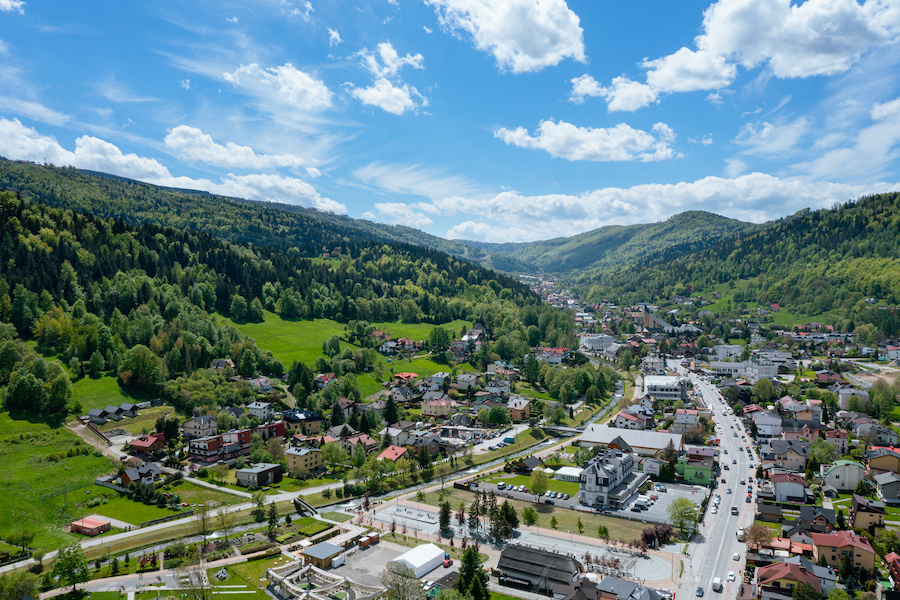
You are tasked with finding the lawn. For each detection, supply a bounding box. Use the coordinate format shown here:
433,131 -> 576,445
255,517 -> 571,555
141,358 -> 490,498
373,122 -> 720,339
96,407 -> 172,436
88,481 -> 240,527
196,469 -> 337,495
486,473 -> 580,497
321,511 -> 353,523
207,556 -> 283,599
418,487 -> 644,542
0,410 -> 117,552
72,376 -> 157,413
514,382 -> 554,402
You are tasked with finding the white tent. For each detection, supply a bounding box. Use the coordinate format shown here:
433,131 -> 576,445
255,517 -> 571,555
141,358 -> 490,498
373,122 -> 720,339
391,543 -> 445,578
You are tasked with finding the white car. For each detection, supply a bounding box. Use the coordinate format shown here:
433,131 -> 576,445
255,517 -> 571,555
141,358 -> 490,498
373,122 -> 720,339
733,553 -> 740,561
711,507 -> 718,514
727,571 -> 735,582
737,527 -> 744,538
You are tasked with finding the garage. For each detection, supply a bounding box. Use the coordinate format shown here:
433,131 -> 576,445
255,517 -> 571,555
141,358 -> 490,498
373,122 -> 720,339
391,543 -> 445,578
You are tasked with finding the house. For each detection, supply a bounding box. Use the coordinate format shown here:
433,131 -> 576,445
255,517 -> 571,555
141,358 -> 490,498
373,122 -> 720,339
485,379 -> 511,398
677,447 -> 716,485
783,520 -> 830,545
390,386 -> 413,404
86,408 -> 109,424
670,412 -> 699,435
300,542 -> 344,569
512,456 -> 543,474
247,401 -> 274,422
120,403 -> 138,418
456,373 -> 477,390
579,449 -> 648,509
875,472 -> 900,505
579,425 -> 683,457
315,373 -> 337,389
595,577 -> 665,600
886,552 -> 900,591
760,440 -> 810,472
379,426 -> 409,447
641,355 -> 665,376
183,415 -> 218,440
507,396 -> 530,421
810,530 -> 875,575
377,445 -> 408,461
331,398 -> 356,420
220,405 -> 245,420
188,428 -> 253,463
756,561 -> 821,600
423,398 -> 453,418
824,429 -> 848,455
292,433 -> 336,447
282,408 -> 324,435
864,448 -> 900,476
770,472 -> 807,503
798,507 -> 836,532
248,377 -> 273,393
851,494 -> 885,531
211,358 -> 234,374
427,372 -> 452,390
379,340 -> 398,354
118,462 -> 163,486
819,460 -> 865,492
757,504 -> 783,523
285,447 -> 324,475
497,544 -> 581,594
643,375 -> 688,401
70,517 -> 112,537
343,434 -> 378,455
128,433 -> 166,454
235,463 -> 283,488
406,431 -> 441,455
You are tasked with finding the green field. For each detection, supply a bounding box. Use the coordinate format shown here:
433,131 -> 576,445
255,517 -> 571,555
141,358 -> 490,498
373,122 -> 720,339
321,511 -> 353,523
207,556 -> 282,599
486,473 -> 580,497
0,410 -> 117,552
97,407 -> 172,436
72,376 -> 156,413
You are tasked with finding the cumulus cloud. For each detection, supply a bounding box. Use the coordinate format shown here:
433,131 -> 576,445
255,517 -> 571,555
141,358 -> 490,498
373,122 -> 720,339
224,63 -> 332,112
164,125 -> 310,169
357,41 -> 424,78
292,1 -> 314,21
347,42 -> 427,114
328,28 -> 342,46
428,173 -> 900,241
0,118 -> 344,213
426,0 -> 585,73
226,16 -> 238,23
423,25 -> 433,33
578,0 -> 900,111
372,201 -> 435,228
348,78 -> 425,115
494,119 -> 680,162
0,0 -> 25,14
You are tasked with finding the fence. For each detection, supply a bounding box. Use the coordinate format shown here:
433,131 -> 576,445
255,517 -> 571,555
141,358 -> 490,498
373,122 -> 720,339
78,416 -> 113,446
141,510 -> 193,528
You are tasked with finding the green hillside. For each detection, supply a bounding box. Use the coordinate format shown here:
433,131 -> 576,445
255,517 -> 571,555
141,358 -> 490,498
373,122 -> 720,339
461,211 -> 757,273
581,192 -> 900,336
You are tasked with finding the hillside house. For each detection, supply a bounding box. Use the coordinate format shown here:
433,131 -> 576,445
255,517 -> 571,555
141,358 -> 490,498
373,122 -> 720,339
507,396 -> 530,421
771,472 -> 807,503
456,373 -> 477,390
824,429 -> 848,454
285,447 -> 324,474
118,462 -> 163,486
248,377 -> 273,393
183,415 -> 218,440
851,494 -> 885,531
819,460 -> 865,492
875,472 -> 900,505
377,445 -> 407,462
128,433 -> 166,454
247,401 -> 274,422
282,408 -> 323,435
423,398 -> 453,418
760,440 -> 810,472
211,358 -> 234,374
315,373 -> 337,389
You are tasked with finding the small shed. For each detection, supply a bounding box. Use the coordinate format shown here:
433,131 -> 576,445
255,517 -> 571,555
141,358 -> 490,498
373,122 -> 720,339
71,517 -> 111,537
391,543 -> 445,578
300,542 -> 344,569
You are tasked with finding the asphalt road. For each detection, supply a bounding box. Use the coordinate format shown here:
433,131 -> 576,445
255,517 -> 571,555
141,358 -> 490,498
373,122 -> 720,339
673,361 -> 756,600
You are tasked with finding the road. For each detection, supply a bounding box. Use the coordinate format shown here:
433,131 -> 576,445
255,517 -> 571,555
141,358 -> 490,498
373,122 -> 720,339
673,361 -> 755,600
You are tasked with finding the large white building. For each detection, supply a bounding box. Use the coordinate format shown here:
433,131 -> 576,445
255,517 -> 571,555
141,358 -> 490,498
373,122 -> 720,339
643,375 -> 688,401
579,450 -> 648,509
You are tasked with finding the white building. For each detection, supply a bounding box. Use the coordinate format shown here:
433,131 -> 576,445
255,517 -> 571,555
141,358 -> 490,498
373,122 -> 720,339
712,344 -> 743,360
643,375 -> 688,402
554,466 -> 583,482
391,543 -> 446,578
819,460 -> 865,492
247,401 -> 274,422
581,334 -> 615,352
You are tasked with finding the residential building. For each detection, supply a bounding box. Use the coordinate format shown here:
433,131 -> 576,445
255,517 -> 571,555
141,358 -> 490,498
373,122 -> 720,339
343,434 -> 378,456
712,344 -> 744,360
485,379 -> 511,398
315,373 -> 336,389
756,561 -> 821,600
248,377 -> 273,393
235,463 -> 283,488
614,411 -> 644,430
819,460 -> 865,492
798,507 -> 836,532
851,494 -> 885,531
210,358 -> 234,374
670,412 -> 699,435
875,472 -> 900,505
423,398 -> 453,418
247,401 -> 274,422
643,376 -> 688,401
379,426 -> 409,447
377,445 -> 408,461
183,415 -> 218,440
810,530 -> 875,574
513,456 -> 542,474
281,408 -> 324,435
579,449 -> 648,509
118,463 -> 163,486
70,517 -> 112,537
507,396 -> 530,421
676,447 -> 716,485
456,373 -> 477,390
641,355 -> 665,376
770,472 -> 807,503
391,386 -> 413,404
188,428 -> 253,463
331,398 -> 356,421
886,552 -> 900,591
595,577 -> 666,600
760,440 -> 810,472
824,429 -> 848,455
579,425 -> 683,457
285,447 -> 324,475
406,430 -> 440,455
497,544 -> 581,594
864,448 -> 900,476
128,433 -> 166,454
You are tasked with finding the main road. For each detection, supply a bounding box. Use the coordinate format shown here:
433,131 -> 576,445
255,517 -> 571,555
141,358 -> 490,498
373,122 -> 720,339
672,360 -> 756,600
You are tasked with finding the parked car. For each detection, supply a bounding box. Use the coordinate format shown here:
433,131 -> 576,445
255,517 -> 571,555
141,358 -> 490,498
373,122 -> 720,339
727,571 -> 735,582
497,483 -> 506,490
443,559 -> 453,567
696,587 -> 704,597
545,499 -> 555,505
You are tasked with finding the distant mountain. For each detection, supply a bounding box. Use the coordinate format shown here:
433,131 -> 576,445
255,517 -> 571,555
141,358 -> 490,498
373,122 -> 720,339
0,159 -> 533,271
460,211 -> 758,273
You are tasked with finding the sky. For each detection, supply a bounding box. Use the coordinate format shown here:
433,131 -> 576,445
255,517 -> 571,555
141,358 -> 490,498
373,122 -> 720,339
2,0 -> 900,243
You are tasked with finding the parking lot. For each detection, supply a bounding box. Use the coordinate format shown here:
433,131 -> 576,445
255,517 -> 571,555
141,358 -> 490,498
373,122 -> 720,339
331,544 -> 404,587
474,480 -> 579,508
608,483 -> 708,522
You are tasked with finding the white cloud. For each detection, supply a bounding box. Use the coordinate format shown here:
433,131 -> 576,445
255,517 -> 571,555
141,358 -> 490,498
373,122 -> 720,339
348,78 -> 425,115
494,119 -> 680,162
180,79 -> 191,90
223,63 -> 332,112
292,1 -> 314,21
431,172 -> 898,242
724,157 -> 748,177
96,77 -> 159,103
584,0 -> 900,111
0,0 -> 25,14
306,167 -> 321,178
0,96 -> 70,126
734,117 -> 811,155
357,42 -> 424,78
226,16 -> 238,23
426,0 -> 586,73
568,74 -> 659,112
0,39 -> 8,55
361,210 -> 377,220
353,162 -> 481,200
872,97 -> 900,121
164,125 -> 309,169
423,25 -> 433,33
328,28 -> 342,46
372,202 -> 435,228
0,118 -> 344,213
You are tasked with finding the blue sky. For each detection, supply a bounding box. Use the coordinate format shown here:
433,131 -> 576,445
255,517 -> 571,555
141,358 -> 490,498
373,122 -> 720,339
2,0 -> 900,242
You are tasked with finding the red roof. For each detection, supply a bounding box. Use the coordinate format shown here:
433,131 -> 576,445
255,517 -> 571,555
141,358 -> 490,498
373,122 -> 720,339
757,562 -> 819,592
72,517 -> 110,529
616,411 -> 638,422
810,530 -> 874,555
378,445 -> 407,461
129,432 -> 165,449
771,472 -> 804,484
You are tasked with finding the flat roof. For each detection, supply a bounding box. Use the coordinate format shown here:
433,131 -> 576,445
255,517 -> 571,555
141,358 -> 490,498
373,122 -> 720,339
301,541 -> 343,560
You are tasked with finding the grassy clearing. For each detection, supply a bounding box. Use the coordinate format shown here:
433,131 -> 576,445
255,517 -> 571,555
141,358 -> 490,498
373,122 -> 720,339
0,411 -> 116,552
71,376 -> 156,413
207,556 -> 282,599
419,487 -> 644,541
96,407 -> 172,436
515,382 -> 554,402
321,511 -> 353,523
195,469 -> 337,495
88,481 -> 240,526
486,473 -> 580,497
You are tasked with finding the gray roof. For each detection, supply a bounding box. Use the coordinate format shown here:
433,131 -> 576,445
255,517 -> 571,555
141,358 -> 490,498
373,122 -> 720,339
874,472 -> 900,485
87,408 -> 105,417
783,556 -> 837,582
799,506 -> 835,524
580,425 -> 681,451
302,541 -> 343,560
497,544 -> 581,587
237,462 -> 281,474
761,439 -> 809,458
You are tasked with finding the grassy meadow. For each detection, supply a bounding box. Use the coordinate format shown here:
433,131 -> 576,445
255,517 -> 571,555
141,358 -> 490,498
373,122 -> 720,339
72,376 -> 156,413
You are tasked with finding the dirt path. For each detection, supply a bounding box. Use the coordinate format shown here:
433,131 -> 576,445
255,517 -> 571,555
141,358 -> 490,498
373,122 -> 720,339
67,419 -> 121,462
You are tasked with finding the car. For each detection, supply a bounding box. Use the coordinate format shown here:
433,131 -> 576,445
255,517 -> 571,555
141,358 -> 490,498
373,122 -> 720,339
745,495 -> 752,503
656,484 -> 667,492
518,485 -> 525,492
550,491 -> 558,498
631,505 -> 641,512
723,465 -> 729,470
711,507 -> 718,514
721,478 -> 726,483
726,488 -> 732,494
182,502 -> 190,506
563,493 -> 570,500
730,425 -> 734,429
522,487 -> 529,493
749,464 -> 754,468
697,587 -> 704,597
724,449 -> 728,454
727,571 -> 735,582
732,459 -> 737,464
740,479 -> 745,485
731,507 -> 739,515
737,527 -> 744,538
119,455 -> 127,460
443,559 -> 453,567
650,495 -> 658,501
733,553 -> 740,561
497,483 -> 506,490
545,499 -> 555,505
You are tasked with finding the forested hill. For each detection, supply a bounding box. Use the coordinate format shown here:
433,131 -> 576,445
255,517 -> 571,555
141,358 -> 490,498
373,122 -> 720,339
582,192 -> 900,331
460,211 -> 757,273
0,159 -> 533,272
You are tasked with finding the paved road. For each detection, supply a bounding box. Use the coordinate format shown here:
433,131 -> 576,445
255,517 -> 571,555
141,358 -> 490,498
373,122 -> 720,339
673,362 -> 755,600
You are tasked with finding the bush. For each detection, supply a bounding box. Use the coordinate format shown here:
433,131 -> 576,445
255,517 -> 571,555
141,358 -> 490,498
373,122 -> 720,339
197,467 -> 209,478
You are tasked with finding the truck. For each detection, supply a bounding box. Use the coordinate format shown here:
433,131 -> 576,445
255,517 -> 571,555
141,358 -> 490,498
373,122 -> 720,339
711,578 -> 722,592
503,436 -> 515,444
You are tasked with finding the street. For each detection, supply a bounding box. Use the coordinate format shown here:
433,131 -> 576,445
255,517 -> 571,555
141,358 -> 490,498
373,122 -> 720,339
673,361 -> 754,600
